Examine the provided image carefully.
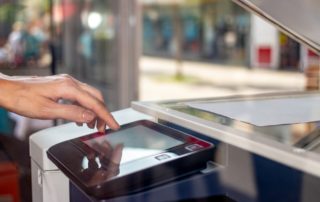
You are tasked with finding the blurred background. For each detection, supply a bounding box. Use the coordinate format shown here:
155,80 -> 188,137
0,0 -> 319,201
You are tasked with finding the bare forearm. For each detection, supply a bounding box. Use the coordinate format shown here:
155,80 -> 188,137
0,73 -> 119,132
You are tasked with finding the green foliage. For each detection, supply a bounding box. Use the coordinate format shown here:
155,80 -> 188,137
43,0 -> 51,12
0,3 -> 25,23
153,74 -> 201,84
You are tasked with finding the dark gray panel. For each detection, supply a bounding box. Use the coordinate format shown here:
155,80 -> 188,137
234,0 -> 320,53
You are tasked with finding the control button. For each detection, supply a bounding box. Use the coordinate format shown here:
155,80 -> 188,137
185,144 -> 203,151
155,154 -> 171,161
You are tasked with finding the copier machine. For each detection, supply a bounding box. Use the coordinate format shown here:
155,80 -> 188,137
30,0 -> 320,202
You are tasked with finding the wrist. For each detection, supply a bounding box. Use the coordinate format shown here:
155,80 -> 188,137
0,77 -> 16,110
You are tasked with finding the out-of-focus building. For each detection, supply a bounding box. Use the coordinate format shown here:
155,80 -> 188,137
141,0 -> 319,71
142,0 -> 250,66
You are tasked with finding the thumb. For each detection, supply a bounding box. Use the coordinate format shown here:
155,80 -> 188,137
52,103 -> 96,123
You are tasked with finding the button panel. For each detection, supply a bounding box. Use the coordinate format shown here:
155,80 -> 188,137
185,144 -> 203,152
155,154 -> 171,161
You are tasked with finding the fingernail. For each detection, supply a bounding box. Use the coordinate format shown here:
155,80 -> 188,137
98,125 -> 106,133
112,123 -> 120,130
83,110 -> 95,122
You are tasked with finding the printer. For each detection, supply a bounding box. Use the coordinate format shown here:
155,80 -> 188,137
30,0 -> 320,202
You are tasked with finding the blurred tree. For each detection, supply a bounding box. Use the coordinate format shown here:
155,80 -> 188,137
0,3 -> 24,37
172,4 -> 183,80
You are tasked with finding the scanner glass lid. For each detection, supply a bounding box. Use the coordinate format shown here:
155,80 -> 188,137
156,93 -> 320,153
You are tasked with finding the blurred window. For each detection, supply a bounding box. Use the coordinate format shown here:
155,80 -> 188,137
0,1 -> 52,70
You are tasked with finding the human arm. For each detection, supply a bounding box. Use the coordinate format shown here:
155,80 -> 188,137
0,73 -> 119,132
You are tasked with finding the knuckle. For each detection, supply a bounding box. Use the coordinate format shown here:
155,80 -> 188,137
62,77 -> 77,89
59,74 -> 72,79
97,91 -> 104,100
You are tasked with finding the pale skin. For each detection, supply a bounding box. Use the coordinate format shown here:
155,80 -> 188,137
0,73 -> 120,132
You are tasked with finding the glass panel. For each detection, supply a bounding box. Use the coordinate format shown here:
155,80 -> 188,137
155,93 -> 320,150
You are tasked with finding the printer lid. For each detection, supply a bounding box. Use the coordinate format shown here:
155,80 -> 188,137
233,0 -> 320,54
132,92 -> 320,178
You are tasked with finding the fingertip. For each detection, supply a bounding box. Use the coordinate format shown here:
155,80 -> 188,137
97,125 -> 106,133
87,122 -> 95,129
96,119 -> 106,133
114,122 -> 120,129
110,123 -> 120,131
116,143 -> 124,150
108,116 -> 120,130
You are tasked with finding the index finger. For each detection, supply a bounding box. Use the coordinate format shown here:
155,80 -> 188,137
62,85 -> 119,130
77,82 -> 107,132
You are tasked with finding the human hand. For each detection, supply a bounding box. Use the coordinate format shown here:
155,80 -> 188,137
0,73 -> 119,132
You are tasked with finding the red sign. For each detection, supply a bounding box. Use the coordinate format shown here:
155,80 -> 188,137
257,46 -> 272,65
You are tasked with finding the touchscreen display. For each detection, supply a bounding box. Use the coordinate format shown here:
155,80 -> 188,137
83,125 -> 184,164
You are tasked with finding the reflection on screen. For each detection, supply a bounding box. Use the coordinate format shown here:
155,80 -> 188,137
83,125 -> 183,164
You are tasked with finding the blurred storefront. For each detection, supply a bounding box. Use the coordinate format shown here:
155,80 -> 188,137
279,33 -> 300,70
141,0 -> 317,71
142,0 -> 251,66
0,0 -> 51,73
249,14 -> 304,71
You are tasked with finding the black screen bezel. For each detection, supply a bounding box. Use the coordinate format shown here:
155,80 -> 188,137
47,120 -> 213,199
71,120 -> 211,157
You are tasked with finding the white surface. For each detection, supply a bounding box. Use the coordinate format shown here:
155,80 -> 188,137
250,15 -> 279,69
31,160 -> 69,202
9,113 -> 53,140
187,96 -> 320,126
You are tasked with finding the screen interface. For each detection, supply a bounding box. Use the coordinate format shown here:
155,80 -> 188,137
83,125 -> 184,164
